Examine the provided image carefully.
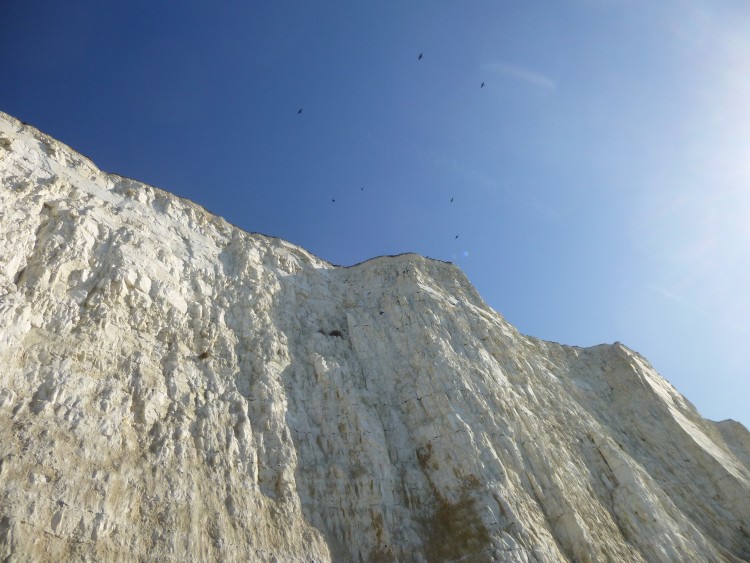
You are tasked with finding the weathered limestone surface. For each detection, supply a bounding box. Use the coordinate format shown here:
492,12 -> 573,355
1,111 -> 748,561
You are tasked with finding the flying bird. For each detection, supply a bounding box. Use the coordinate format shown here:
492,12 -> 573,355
298,108 -> 303,114
455,235 -> 459,239
450,197 -> 454,203
332,199 -> 336,203
418,53 -> 423,60
481,82 -> 485,88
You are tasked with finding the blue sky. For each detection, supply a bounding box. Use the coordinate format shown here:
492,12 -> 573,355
2,0 -> 748,428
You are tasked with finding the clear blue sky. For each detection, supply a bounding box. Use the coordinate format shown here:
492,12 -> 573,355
2,0 -> 748,428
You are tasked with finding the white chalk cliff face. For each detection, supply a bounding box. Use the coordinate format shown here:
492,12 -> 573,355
0,110 -> 748,562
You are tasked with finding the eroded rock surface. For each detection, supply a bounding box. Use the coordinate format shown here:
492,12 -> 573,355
1,111 -> 749,561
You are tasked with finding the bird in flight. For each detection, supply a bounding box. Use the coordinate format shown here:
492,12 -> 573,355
418,53 -> 423,60
450,197 -> 454,203
298,108 -> 303,114
481,82 -> 485,88
332,199 -> 336,203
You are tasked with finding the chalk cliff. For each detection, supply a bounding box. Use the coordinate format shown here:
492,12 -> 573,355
1,111 -> 749,561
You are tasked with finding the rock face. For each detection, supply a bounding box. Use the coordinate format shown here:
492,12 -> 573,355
0,110 -> 749,562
